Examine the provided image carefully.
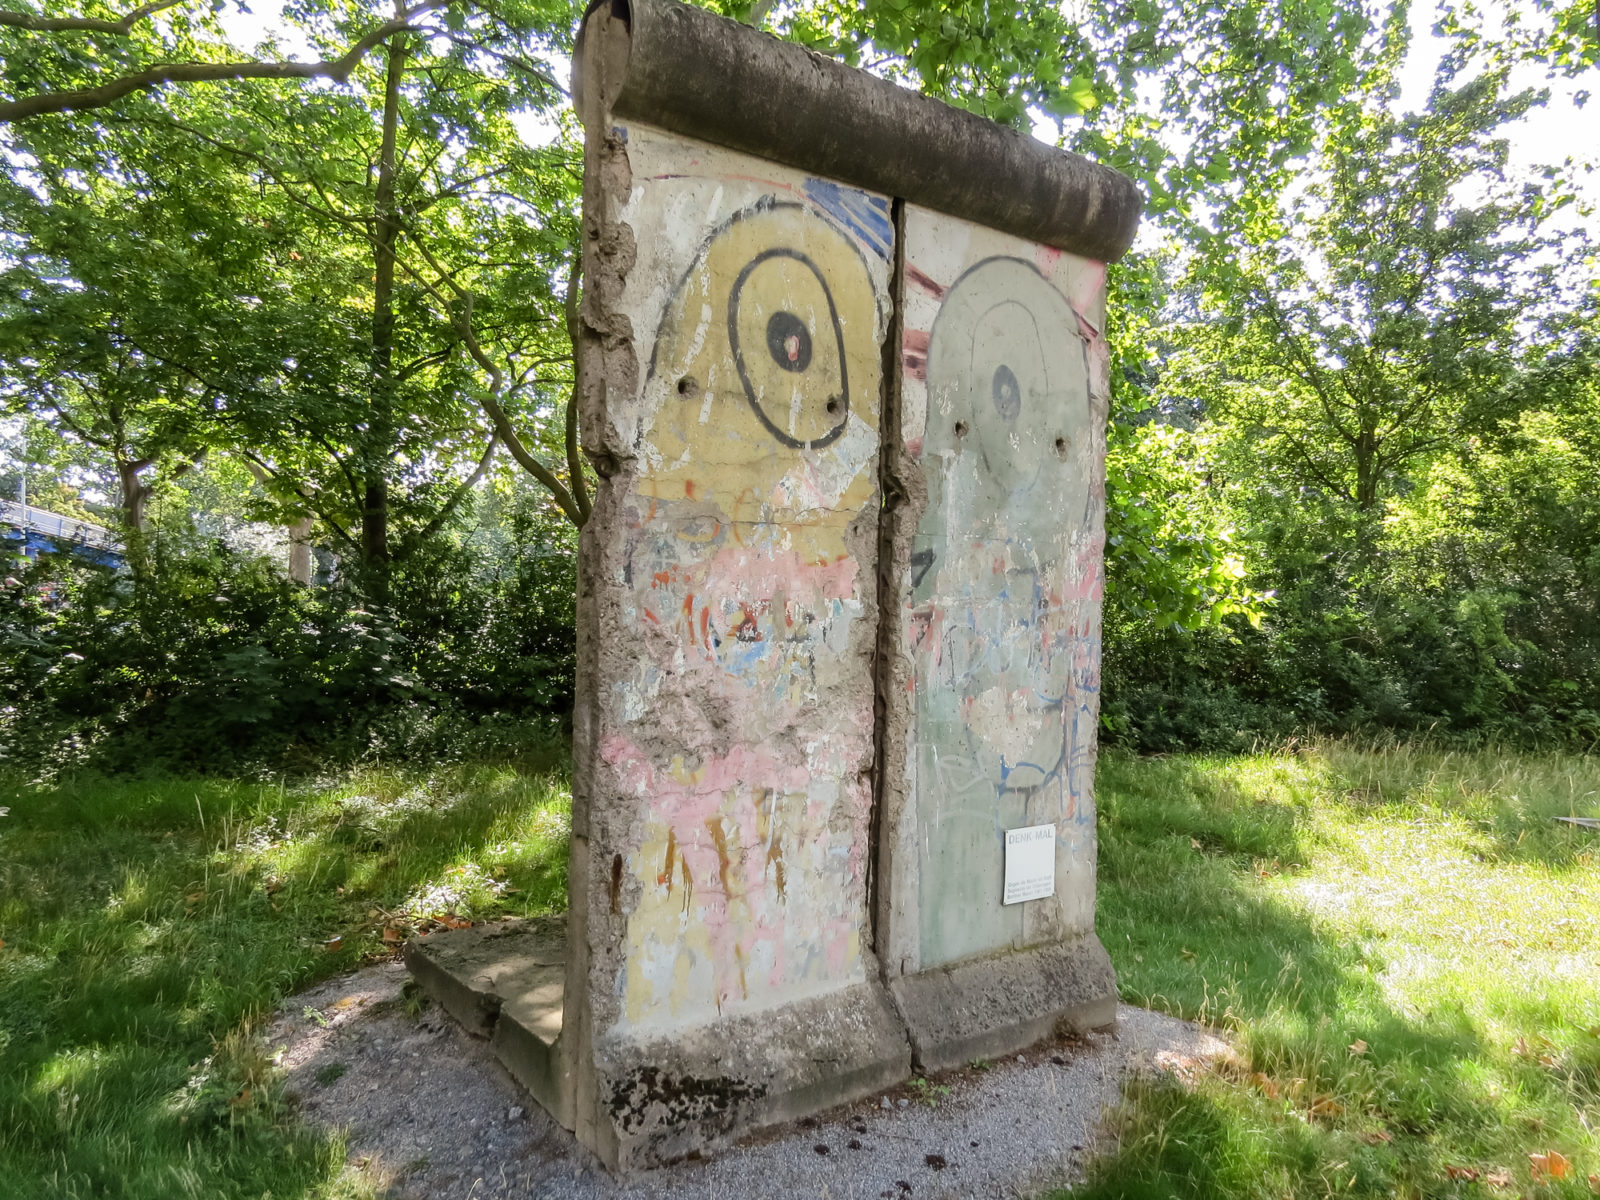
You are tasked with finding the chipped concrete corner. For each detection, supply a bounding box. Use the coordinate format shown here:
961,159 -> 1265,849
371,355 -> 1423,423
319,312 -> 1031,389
558,0 -> 1141,1172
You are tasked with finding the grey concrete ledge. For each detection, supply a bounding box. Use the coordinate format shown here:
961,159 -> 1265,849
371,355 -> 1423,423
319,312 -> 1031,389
575,0 -> 1143,262
592,979 -> 911,1171
890,934 -> 1119,1073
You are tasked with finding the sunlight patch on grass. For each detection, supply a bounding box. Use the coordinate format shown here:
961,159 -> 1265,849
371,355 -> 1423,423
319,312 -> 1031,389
1073,741 -> 1600,1199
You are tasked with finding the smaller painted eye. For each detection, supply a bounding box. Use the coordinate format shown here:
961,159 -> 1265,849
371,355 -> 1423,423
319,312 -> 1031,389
992,363 -> 1021,420
766,311 -> 812,373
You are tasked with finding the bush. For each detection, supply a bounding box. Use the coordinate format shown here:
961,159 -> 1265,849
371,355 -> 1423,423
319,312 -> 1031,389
0,498 -> 578,775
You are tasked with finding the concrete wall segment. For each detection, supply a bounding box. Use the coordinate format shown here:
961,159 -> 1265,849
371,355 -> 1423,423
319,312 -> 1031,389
597,126 -> 892,1032
568,1 -> 1128,1164
569,55 -> 910,1160
874,204 -> 1116,1065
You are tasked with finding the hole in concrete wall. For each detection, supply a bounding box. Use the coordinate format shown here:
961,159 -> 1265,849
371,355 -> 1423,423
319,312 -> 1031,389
825,395 -> 840,415
1054,436 -> 1069,458
954,421 -> 968,438
678,376 -> 700,399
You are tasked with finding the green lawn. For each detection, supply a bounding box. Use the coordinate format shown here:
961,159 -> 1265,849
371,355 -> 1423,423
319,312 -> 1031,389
2,744 -> 1597,1198
0,761 -> 571,1200
1075,743 -> 1600,1199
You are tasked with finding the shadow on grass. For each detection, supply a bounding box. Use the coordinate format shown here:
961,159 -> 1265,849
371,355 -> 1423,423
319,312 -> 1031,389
1069,751 -> 1599,1200
0,764 -> 570,1200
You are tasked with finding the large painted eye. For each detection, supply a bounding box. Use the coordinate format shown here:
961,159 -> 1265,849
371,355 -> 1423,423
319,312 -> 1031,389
766,311 -> 813,372
992,363 -> 1021,420
728,248 -> 850,449
924,256 -> 1084,498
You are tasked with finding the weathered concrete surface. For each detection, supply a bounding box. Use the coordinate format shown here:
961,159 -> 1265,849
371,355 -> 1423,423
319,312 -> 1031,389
404,918 -> 570,1126
875,205 -> 1116,1068
570,40 -> 909,1165
574,0 -> 1143,263
890,936 -> 1118,1073
403,918 -> 566,1038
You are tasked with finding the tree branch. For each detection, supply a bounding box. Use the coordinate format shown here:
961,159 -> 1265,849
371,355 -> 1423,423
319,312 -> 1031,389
0,0 -> 448,123
239,449 -> 360,554
405,430 -> 498,550
0,0 -> 182,36
398,230 -> 585,528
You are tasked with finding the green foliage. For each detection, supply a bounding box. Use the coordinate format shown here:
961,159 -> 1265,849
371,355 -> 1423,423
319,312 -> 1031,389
0,482 -> 577,774
1106,421 -> 1268,636
0,0 -> 587,595
1176,63 -> 1583,513
1102,45 -> 1600,752
0,762 -> 570,1198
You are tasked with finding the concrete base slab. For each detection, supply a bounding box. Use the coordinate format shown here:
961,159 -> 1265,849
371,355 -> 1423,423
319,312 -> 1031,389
270,962 -> 1228,1200
890,934 -> 1118,1073
404,920 -> 1118,1173
403,918 -> 571,1126
590,979 -> 912,1172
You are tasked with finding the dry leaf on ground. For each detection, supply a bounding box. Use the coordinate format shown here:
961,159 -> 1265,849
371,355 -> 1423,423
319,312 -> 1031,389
1308,1096 -> 1344,1119
1485,1168 -> 1513,1189
1348,1039 -> 1368,1055
1360,1130 -> 1394,1145
1529,1150 -> 1573,1180
1249,1072 -> 1281,1099
1445,1165 -> 1481,1181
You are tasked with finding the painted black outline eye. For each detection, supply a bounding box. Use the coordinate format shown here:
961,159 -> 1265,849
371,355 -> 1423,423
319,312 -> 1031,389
727,248 -> 850,450
765,311 -> 813,373
992,363 -> 1021,420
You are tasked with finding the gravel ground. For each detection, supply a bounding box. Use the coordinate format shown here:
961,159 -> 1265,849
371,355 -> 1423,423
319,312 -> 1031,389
267,962 -> 1227,1200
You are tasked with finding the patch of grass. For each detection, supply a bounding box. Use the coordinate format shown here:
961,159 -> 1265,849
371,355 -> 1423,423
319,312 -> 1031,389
1067,741 -> 1600,1199
0,759 -> 570,1199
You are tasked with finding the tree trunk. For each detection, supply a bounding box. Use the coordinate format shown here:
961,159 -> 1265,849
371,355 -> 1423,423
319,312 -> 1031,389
363,31 -> 408,596
115,456 -> 153,579
116,458 -> 151,532
1353,425 -> 1380,510
288,515 -> 314,584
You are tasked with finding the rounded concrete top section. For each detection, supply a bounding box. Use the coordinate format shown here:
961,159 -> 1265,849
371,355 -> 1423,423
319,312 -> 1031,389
574,0 -> 1144,263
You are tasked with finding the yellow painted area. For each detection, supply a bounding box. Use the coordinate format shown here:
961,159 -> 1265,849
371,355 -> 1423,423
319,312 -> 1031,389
616,197 -> 883,1029
640,203 -> 881,566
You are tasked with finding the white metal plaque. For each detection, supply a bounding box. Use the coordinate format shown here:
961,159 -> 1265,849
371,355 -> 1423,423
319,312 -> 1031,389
1003,824 -> 1056,905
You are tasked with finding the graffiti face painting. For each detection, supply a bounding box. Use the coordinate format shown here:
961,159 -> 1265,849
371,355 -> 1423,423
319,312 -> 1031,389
907,250 -> 1103,968
604,183 -> 889,1027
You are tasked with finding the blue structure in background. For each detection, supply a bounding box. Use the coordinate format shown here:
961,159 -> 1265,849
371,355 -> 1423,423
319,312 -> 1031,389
1,500 -> 124,568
